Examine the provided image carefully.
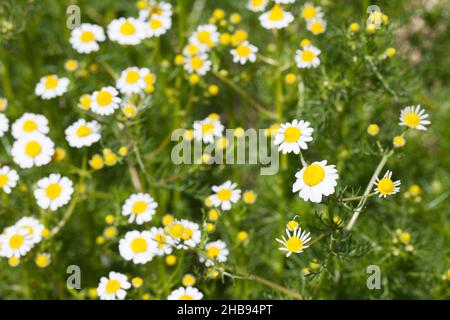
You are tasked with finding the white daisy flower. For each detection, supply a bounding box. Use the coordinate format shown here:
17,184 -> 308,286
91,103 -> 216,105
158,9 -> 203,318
90,86 -> 121,116
139,0 -> 173,20
190,24 -> 219,51
148,226 -> 174,256
69,23 -> 106,54
0,166 -> 19,194
78,94 -> 92,111
119,230 -> 156,264
166,219 -> 201,249
121,193 -> 158,225
11,113 -> 49,139
210,180 -> 241,211
374,170 -> 401,198
193,117 -> 224,143
65,119 -> 101,148
15,216 -> 45,245
293,160 -> 339,203
0,113 -> 9,137
182,43 -> 205,57
11,133 -> 54,169
259,4 -> 294,30
295,45 -> 321,69
144,14 -> 172,38
0,225 -> 35,258
107,17 -> 146,46
0,97 -> 7,111
35,75 -> 69,99
97,271 -> 131,300
301,2 -> 324,21
230,41 -> 258,64
274,120 -> 314,154
199,240 -> 229,267
184,53 -> 212,75
307,17 -> 327,35
276,227 -> 311,257
116,67 -> 148,95
399,105 -> 430,131
34,174 -> 74,211
167,286 -> 203,300
247,0 -> 268,12
275,0 -> 295,3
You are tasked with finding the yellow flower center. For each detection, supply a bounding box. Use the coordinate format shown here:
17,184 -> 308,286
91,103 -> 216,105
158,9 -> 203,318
186,44 -> 199,55
0,174 -> 9,188
76,125 -> 92,137
150,18 -> 162,30
201,123 -> 214,134
25,141 -> 42,157
44,76 -> 58,89
96,91 -> 113,106
301,50 -> 315,62
310,21 -> 324,34
45,183 -> 62,200
236,45 -> 251,57
378,178 -> 394,195
120,21 -> 136,35
154,234 -> 166,248
169,224 -> 184,238
303,6 -> 316,20
197,31 -> 211,45
80,31 -> 95,43
404,112 -> 420,128
286,236 -> 303,252
23,120 -> 38,133
207,246 -> 220,258
283,126 -> 301,142
131,237 -> 148,253
303,164 -> 326,186
269,5 -> 284,21
251,0 -> 264,7
180,295 -> 193,300
9,234 -> 24,249
132,201 -> 147,215
181,228 -> 193,241
217,189 -> 232,201
148,7 -> 162,16
125,70 -> 140,84
190,56 -> 204,70
105,279 -> 121,294
80,95 -> 91,110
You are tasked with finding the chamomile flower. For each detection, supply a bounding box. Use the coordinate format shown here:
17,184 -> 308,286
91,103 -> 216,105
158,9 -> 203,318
167,286 -> 203,300
307,18 -> 327,35
259,4 -> 294,30
184,53 -> 212,75
139,0 -> 173,20
295,45 -> 321,69
293,160 -> 339,203
69,23 -> 106,54
15,217 -> 45,245
107,17 -> 146,46
0,225 -> 35,258
210,180 -> 241,211
11,133 -> 54,169
199,240 -> 229,267
119,230 -> 156,264
148,226 -> 174,256
65,119 -> 101,148
116,67 -> 148,95
121,193 -> 158,225
301,2 -> 323,21
90,86 -> 121,116
0,97 -> 7,111
399,105 -> 430,131
182,43 -> 205,57
0,113 -> 9,137
144,14 -> 172,38
276,227 -> 311,257
274,120 -> 314,154
230,41 -> 258,64
97,271 -> 131,300
0,166 -> 19,194
78,94 -> 92,111
166,219 -> 201,249
35,75 -> 69,99
12,113 -> 49,139
193,117 -> 224,143
34,174 -> 74,211
190,24 -> 219,51
247,0 -> 267,12
374,170 -> 401,198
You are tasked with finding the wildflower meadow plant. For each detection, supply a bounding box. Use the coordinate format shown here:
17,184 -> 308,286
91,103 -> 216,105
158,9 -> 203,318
0,0 -> 448,301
